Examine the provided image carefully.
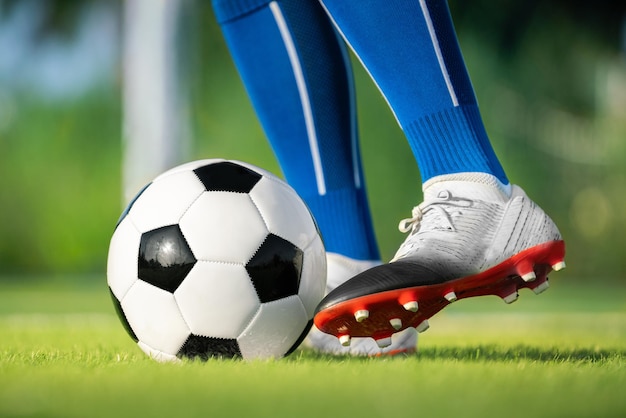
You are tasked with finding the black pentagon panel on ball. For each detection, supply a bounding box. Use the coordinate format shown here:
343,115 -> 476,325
193,161 -> 262,193
115,182 -> 151,229
178,334 -> 242,360
138,225 -> 196,293
246,234 -> 303,303
108,287 -> 138,342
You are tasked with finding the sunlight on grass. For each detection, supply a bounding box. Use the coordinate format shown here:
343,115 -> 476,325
0,279 -> 624,418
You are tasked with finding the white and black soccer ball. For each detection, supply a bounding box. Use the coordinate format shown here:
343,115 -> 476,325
107,159 -> 326,361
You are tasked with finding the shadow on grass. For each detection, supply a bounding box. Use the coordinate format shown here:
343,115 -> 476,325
296,345 -> 626,364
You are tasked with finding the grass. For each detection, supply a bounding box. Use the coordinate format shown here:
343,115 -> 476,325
1,277 -> 625,418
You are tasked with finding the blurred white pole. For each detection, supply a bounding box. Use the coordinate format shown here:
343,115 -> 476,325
122,0 -> 191,204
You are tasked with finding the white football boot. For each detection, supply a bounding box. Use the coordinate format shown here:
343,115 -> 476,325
305,252 -> 417,356
314,173 -> 566,346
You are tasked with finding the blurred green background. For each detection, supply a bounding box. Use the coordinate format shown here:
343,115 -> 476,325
0,0 -> 624,282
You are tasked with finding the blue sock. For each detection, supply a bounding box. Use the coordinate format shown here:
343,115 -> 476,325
321,0 -> 508,185
213,0 -> 380,261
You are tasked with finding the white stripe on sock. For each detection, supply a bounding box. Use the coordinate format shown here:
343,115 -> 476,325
419,0 -> 459,106
270,1 -> 326,195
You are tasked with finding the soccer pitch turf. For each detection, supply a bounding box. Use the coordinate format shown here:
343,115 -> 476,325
1,276 -> 624,418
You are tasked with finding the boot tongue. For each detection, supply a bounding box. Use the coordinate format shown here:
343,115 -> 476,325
422,173 -> 511,203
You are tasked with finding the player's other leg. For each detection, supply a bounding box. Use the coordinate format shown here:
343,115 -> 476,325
313,0 -> 565,346
212,0 -> 416,355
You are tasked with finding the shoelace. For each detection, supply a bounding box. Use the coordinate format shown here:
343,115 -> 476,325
398,190 -> 472,234
398,203 -> 427,234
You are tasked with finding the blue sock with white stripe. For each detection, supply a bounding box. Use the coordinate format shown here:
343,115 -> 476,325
321,0 -> 508,185
213,0 -> 380,261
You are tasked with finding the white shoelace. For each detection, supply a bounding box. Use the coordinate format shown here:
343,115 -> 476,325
398,203 -> 427,234
394,191 -> 474,261
397,190 -> 473,235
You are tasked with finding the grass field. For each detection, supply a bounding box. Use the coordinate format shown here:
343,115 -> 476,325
1,276 -> 625,418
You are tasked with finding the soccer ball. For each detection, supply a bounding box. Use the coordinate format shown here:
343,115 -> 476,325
107,159 -> 326,361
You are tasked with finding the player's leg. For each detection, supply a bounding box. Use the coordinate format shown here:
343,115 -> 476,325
314,0 -> 565,346
211,0 -> 416,355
